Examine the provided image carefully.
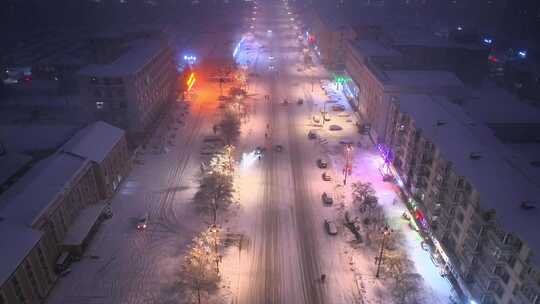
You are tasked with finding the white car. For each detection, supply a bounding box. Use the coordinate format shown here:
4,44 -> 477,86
325,219 -> 338,235
269,55 -> 275,61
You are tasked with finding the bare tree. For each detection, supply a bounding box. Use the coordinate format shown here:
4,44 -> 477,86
182,235 -> 220,304
385,252 -> 422,304
194,172 -> 235,225
219,110 -> 240,145
352,181 -> 375,205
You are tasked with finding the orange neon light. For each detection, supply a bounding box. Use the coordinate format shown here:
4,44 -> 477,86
186,73 -> 196,91
186,72 -> 196,91
187,78 -> 196,91
187,73 -> 195,85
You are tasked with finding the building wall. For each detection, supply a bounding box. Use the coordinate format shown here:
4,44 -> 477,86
95,136 -> 130,199
385,100 -> 540,304
79,43 -> 176,145
0,241 -> 56,304
34,160 -> 99,260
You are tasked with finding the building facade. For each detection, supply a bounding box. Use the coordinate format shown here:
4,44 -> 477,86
62,121 -> 130,200
77,39 -> 177,145
0,153 -> 102,304
384,94 -> 540,304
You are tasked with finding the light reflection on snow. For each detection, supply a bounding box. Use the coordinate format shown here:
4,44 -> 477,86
240,151 -> 258,170
120,181 -> 139,195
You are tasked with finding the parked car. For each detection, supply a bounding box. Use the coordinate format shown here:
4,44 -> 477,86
308,130 -> 318,139
329,125 -> 343,131
322,192 -> 333,205
317,159 -> 328,168
325,219 -> 338,235
137,213 -> 149,231
339,138 -> 354,145
275,145 -> 283,152
332,105 -> 345,111
322,172 -> 332,181
297,98 -> 304,105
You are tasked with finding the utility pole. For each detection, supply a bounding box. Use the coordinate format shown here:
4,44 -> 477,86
376,226 -> 391,278
343,144 -> 352,185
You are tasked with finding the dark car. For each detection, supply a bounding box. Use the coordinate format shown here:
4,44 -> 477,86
297,98 -> 304,105
322,192 -> 333,205
317,159 -> 328,168
137,213 -> 149,231
322,172 -> 332,181
325,219 -> 338,235
308,130 -> 318,139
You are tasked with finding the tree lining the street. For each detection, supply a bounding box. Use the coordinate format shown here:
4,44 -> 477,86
181,230 -> 221,304
193,146 -> 236,225
218,110 -> 241,145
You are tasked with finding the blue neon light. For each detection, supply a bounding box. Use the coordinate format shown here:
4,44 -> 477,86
233,37 -> 246,58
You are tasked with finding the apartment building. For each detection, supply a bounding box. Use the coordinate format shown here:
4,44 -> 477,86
61,121 -> 130,200
306,7 -> 356,68
384,93 -> 540,304
344,40 -> 464,142
0,152 -> 104,304
77,39 -> 176,145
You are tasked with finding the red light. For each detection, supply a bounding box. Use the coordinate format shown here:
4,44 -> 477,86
488,55 -> 498,63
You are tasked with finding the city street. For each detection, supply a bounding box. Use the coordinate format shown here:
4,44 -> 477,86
45,1 -> 453,303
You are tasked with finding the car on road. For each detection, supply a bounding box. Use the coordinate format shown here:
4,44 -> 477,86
308,130 -> 318,139
255,146 -> 265,155
297,98 -> 303,105
317,159 -> 328,168
325,219 -> 338,235
332,105 -> 345,111
322,172 -> 332,181
339,138 -> 354,145
275,145 -> 283,152
322,192 -> 333,205
329,125 -> 343,131
268,65 -> 275,70
137,213 -> 149,231
269,55 -> 275,61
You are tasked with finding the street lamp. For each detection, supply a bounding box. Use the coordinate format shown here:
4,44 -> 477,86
375,226 -> 391,278
343,144 -> 352,185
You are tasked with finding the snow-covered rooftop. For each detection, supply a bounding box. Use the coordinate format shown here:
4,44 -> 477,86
0,152 -> 32,186
0,221 -> 42,287
394,94 -> 540,265
0,152 -> 90,227
62,203 -> 107,247
77,39 -> 166,77
350,40 -> 401,59
61,121 -> 125,164
464,81 -> 540,124
384,70 -> 463,88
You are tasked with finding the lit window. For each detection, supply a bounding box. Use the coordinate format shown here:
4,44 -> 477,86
96,101 -> 104,109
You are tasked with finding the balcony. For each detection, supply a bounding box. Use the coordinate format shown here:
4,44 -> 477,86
486,230 -> 522,255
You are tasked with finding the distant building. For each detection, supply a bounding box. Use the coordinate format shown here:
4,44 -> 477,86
344,39 -> 465,141
61,121 -> 130,200
77,39 -> 177,145
0,152 -> 104,304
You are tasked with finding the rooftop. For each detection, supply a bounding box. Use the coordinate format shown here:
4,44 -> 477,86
394,93 -> 540,266
0,221 -> 42,287
350,40 -> 402,59
0,152 -> 32,187
0,152 -> 90,227
77,39 -> 167,77
61,121 -> 125,163
384,70 -> 463,88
